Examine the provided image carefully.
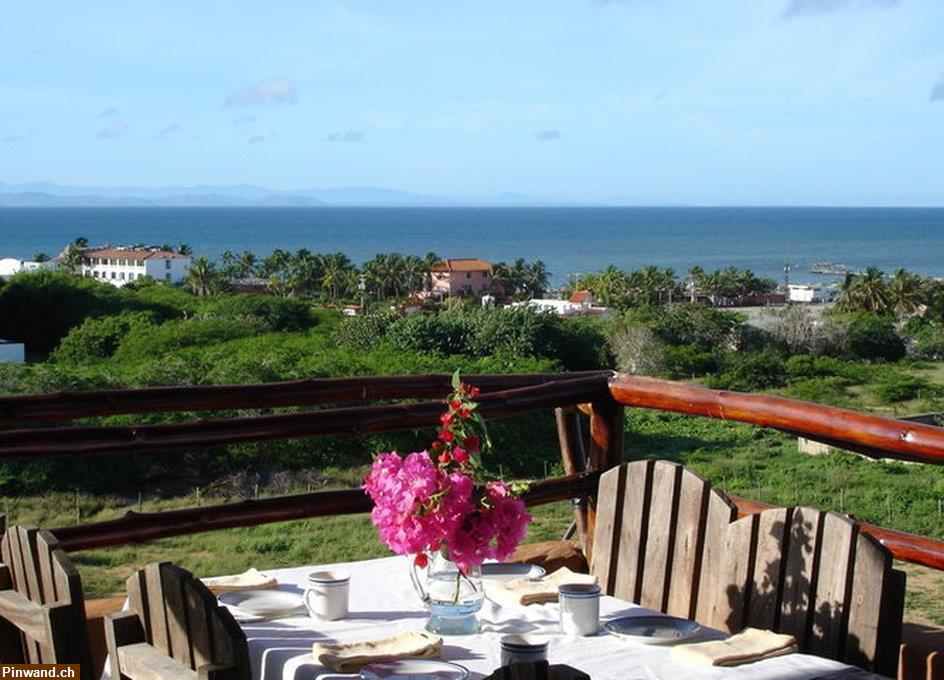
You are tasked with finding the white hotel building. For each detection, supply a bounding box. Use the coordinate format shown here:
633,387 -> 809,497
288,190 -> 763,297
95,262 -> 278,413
81,247 -> 191,287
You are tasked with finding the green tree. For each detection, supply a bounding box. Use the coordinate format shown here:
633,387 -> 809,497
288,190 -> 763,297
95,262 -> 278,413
184,256 -> 222,297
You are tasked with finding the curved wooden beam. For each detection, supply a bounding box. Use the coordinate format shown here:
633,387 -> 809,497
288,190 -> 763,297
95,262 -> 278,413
0,372 -> 610,425
0,375 -> 611,460
609,373 -> 944,465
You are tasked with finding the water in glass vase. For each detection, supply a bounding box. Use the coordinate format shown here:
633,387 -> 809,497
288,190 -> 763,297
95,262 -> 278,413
409,554 -> 484,635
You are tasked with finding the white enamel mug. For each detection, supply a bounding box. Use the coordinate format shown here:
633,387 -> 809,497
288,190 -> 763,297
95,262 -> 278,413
304,570 -> 350,620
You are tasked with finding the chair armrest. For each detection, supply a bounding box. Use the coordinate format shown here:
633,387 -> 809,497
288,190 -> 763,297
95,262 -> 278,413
0,589 -> 71,643
105,610 -> 145,679
197,662 -> 243,680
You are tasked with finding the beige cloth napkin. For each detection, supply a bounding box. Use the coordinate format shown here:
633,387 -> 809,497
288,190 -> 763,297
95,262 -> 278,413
312,631 -> 443,672
485,567 -> 597,608
671,627 -> 798,666
201,568 -> 278,595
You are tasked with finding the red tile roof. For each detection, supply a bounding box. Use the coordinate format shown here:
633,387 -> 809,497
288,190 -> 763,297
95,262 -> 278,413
430,258 -> 492,273
569,290 -> 592,304
84,248 -> 190,260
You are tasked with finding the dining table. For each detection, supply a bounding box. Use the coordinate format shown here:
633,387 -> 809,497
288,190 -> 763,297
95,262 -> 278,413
233,556 -> 884,680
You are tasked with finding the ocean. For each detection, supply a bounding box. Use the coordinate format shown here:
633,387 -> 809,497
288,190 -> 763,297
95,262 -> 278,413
1,206 -> 943,286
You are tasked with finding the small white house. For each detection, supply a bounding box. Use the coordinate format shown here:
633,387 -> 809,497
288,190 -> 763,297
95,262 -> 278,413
788,284 -> 827,304
508,290 -> 611,318
80,247 -> 191,288
0,258 -> 55,280
0,339 -> 25,364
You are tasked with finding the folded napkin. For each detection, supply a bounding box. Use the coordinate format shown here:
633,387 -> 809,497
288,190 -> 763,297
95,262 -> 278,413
312,631 -> 443,673
486,567 -> 597,609
201,568 -> 277,595
671,627 -> 797,667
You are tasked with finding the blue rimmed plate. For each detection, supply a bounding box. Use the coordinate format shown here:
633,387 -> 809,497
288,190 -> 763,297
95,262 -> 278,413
603,615 -> 700,645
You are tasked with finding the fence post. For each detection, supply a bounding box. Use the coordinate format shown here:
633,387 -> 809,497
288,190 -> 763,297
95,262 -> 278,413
584,396 -> 625,564
556,406 -> 589,547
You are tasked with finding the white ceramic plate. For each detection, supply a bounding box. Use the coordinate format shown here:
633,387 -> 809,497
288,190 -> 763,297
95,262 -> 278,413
360,659 -> 470,679
603,615 -> 701,645
218,589 -> 304,619
480,562 -> 546,582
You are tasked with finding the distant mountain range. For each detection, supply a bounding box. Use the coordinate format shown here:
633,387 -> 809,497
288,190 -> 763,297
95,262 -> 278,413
0,182 -> 562,208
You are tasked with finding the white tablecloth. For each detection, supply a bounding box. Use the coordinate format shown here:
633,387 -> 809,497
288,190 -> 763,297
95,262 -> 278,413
240,556 -> 881,680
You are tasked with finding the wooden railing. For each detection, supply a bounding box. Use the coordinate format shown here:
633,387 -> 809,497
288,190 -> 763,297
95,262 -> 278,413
2,370 -> 944,572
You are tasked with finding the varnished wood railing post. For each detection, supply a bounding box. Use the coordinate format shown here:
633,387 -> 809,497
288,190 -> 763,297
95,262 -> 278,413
555,406 -> 589,547
584,396 -> 625,564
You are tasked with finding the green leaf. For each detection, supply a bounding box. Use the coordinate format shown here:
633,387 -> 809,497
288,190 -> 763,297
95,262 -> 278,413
451,369 -> 461,390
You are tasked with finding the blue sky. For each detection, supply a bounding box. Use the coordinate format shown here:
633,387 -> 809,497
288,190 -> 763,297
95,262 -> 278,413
1,0 -> 942,205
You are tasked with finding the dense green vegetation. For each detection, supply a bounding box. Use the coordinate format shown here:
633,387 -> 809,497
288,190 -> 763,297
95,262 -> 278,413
4,264 -> 944,615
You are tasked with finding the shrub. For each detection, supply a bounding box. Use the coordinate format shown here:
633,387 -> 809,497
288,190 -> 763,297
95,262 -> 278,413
871,374 -> 934,404
843,313 -> 905,362
53,312 -> 154,363
0,271 -> 183,354
784,377 -> 849,405
608,323 -> 664,375
207,295 -> 313,331
908,322 -> 944,360
704,349 -> 787,392
662,343 -> 718,379
331,311 -> 398,351
765,306 -> 848,357
114,316 -> 269,361
619,304 -> 744,347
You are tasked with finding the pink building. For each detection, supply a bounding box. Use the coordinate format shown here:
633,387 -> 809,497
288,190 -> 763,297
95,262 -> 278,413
428,258 -> 493,298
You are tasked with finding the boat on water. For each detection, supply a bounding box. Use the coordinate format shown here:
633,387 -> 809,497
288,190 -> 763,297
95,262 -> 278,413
810,262 -> 853,275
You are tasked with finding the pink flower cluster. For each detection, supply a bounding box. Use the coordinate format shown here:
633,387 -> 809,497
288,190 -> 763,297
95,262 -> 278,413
364,451 -> 473,555
364,453 -> 532,568
447,481 -> 532,567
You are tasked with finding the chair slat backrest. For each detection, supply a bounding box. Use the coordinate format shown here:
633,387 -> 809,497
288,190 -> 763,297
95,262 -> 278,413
591,460 -> 905,676
108,562 -> 250,680
0,522 -> 91,671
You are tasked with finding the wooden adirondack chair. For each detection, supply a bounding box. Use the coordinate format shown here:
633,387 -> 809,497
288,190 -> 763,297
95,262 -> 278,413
591,460 -> 906,677
105,562 -> 251,680
0,522 -> 93,671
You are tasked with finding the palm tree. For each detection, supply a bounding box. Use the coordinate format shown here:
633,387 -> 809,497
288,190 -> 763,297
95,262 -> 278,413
177,243 -> 193,256
403,254 -> 426,297
523,260 -> 550,299
887,268 -> 924,316
260,249 -> 290,278
320,252 -> 354,301
236,251 -> 257,278
59,244 -> 84,273
73,236 -> 89,249
687,266 -> 704,303
838,266 -> 889,314
422,252 -> 440,294
489,262 -> 514,299
184,256 -> 220,296
33,252 -> 49,262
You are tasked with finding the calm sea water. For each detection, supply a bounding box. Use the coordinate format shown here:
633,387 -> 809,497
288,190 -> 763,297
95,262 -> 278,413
1,207 -> 942,286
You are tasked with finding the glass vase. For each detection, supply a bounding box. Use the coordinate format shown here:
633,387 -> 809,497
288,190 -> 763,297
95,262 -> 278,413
408,552 -> 483,635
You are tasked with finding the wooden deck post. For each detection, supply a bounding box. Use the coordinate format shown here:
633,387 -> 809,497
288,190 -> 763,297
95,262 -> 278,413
584,397 -> 625,564
555,407 -> 589,546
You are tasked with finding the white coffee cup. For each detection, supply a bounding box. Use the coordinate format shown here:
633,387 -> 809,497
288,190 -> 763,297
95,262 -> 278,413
304,570 -> 350,620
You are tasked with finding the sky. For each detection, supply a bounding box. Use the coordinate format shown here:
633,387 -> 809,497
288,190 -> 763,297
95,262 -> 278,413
1,0 -> 942,205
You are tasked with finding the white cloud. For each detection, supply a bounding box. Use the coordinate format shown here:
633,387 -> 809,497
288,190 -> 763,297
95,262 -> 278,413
157,123 -> 181,136
97,106 -> 118,118
782,0 -> 900,18
248,135 -> 265,144
2,134 -> 24,143
535,129 -> 562,141
324,128 -> 366,142
225,78 -> 297,106
931,75 -> 944,103
98,122 -> 128,139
